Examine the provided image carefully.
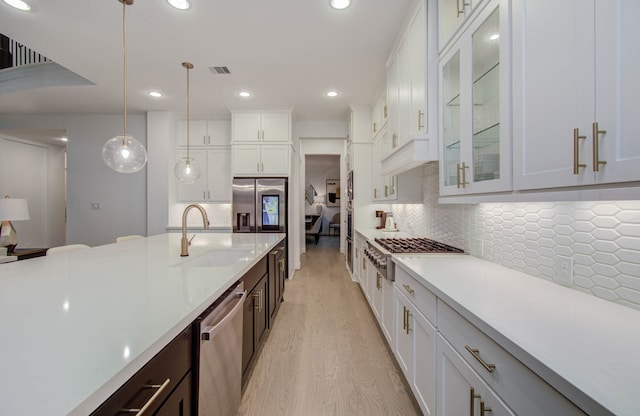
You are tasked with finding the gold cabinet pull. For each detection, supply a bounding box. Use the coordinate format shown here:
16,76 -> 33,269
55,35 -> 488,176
481,400 -> 492,414
120,378 -> 172,415
384,185 -> 389,197
403,306 -> 408,331
457,0 -> 470,17
573,128 -> 587,174
261,162 -> 264,172
418,110 -> 424,130
465,345 -> 496,373
392,133 -> 398,148
457,162 -> 469,188
383,105 -> 387,118
363,257 -> 366,270
592,122 -> 607,172
374,188 -> 378,199
373,122 -> 377,133
470,387 -> 481,416
355,248 -> 358,258
253,292 -> 260,310
402,284 -> 415,295
405,309 -> 411,334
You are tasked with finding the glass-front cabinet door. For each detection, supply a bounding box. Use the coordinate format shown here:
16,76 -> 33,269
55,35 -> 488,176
439,0 -> 511,196
441,50 -> 462,189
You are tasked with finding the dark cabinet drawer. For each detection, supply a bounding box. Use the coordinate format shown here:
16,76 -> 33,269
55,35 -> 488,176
154,370 -> 192,416
91,326 -> 192,416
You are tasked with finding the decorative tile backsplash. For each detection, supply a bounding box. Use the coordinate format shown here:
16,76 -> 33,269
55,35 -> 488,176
392,163 -> 640,311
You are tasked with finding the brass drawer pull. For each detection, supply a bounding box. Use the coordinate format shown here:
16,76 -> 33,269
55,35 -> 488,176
418,110 -> 424,130
573,128 -> 587,174
402,284 -> 415,295
481,400 -> 492,414
592,122 -> 607,172
465,345 -> 496,373
470,387 -> 480,416
120,378 -> 171,415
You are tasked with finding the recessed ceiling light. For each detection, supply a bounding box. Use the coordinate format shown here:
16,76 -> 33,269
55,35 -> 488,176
2,0 -> 31,11
148,91 -> 163,98
326,91 -> 339,97
490,33 -> 500,40
59,137 -> 68,142
238,91 -> 251,98
330,0 -> 351,10
167,0 -> 190,10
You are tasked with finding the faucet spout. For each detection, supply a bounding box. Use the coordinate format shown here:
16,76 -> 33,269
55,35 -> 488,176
181,204 -> 210,256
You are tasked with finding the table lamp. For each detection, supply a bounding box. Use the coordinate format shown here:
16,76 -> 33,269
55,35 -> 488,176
0,196 -> 30,253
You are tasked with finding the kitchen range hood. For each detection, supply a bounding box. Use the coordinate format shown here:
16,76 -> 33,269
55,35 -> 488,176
381,136 -> 437,176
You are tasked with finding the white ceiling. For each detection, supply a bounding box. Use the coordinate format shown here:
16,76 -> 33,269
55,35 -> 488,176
0,0 -> 415,122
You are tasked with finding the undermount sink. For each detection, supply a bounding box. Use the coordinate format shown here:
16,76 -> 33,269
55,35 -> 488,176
175,249 -> 253,268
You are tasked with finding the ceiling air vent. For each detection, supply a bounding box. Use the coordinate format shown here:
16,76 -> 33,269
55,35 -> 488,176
209,66 -> 231,75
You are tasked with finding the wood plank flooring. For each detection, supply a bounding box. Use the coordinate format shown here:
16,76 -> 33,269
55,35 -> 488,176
238,238 -> 422,416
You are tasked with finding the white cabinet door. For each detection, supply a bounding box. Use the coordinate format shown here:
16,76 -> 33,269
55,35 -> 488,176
395,288 -> 413,380
409,0 -> 427,137
440,0 -> 511,196
397,35 -> 411,149
413,307 -> 436,416
232,145 -> 261,175
232,113 -> 262,142
387,52 -> 400,152
512,0 -> 595,190
177,120 -> 208,146
206,120 -> 231,146
261,144 -> 289,175
439,0 -> 486,52
437,334 -> 515,416
176,149 -> 207,202
361,255 -> 370,302
206,148 -> 231,202
380,277 -> 395,349
595,0 -> 640,185
371,269 -> 383,321
261,113 -> 290,142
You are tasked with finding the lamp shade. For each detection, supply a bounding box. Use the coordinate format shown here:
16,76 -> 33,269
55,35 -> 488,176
0,198 -> 30,221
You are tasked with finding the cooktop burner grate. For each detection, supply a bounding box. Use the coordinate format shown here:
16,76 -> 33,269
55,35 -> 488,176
374,238 -> 464,254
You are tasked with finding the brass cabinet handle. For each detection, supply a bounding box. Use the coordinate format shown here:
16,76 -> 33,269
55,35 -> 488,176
392,133 -> 398,148
207,190 -> 211,200
355,248 -> 358,258
120,378 -> 171,415
481,400 -> 492,414
402,284 -> 415,295
257,162 -> 260,172
457,162 -> 469,188
374,188 -> 378,199
403,306 -> 407,331
406,309 -> 411,334
573,128 -> 587,174
465,345 -> 496,373
592,122 -> 607,172
418,110 -> 424,130
257,130 -> 260,140
384,185 -> 389,197
383,105 -> 387,118
253,292 -> 260,310
457,0 -> 470,17
363,257 -> 366,270
373,122 -> 377,133
470,387 -> 481,416
261,162 -> 264,172
203,191 -> 206,200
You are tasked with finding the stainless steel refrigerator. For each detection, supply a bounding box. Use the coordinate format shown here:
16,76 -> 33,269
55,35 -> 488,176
232,178 -> 287,234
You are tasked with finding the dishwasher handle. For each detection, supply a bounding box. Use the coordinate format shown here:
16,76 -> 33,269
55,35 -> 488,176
201,290 -> 247,341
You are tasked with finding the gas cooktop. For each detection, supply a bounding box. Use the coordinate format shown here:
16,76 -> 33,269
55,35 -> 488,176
374,237 -> 464,254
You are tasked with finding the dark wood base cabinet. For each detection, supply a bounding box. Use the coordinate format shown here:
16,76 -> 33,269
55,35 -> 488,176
240,257 -> 269,381
91,326 -> 193,416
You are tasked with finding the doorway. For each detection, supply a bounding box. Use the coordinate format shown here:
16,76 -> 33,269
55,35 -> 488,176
304,154 -> 340,251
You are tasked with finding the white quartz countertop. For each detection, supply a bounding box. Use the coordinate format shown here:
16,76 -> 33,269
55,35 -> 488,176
392,255 -> 640,416
0,232 -> 284,416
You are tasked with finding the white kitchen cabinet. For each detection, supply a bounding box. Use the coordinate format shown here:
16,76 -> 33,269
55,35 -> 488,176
353,234 -> 365,284
372,128 -> 397,202
380,276 -> 394,347
371,90 -> 388,139
383,0 -> 439,176
360,253 -> 370,303
231,111 -> 290,143
232,144 -> 289,176
512,0 -> 640,191
177,119 -> 230,146
370,265 -> 383,321
439,0 -> 487,52
176,148 -> 231,202
395,288 -> 436,416
439,0 -> 511,196
437,334 -> 515,416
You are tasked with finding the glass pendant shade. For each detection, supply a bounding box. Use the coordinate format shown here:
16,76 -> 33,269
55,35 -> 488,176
102,134 -> 148,173
174,156 -> 201,183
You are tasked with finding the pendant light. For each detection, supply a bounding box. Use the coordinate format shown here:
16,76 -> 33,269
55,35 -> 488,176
102,0 -> 148,174
174,62 -> 201,183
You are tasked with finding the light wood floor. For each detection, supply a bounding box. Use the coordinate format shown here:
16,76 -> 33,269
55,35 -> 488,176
237,238 -> 422,416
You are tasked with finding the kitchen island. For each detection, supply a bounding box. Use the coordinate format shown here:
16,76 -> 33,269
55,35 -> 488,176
0,232 -> 284,415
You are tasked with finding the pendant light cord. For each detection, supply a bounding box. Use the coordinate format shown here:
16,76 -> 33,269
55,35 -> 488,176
122,0 -> 128,143
186,63 -> 190,161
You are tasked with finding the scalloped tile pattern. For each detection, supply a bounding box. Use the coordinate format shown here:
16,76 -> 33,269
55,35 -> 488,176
393,163 -> 640,311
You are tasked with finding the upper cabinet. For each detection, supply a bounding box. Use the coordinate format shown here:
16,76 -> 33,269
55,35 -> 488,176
439,0 -> 487,52
371,90 -> 388,139
176,148 -> 232,202
177,120 -> 230,146
512,0 -> 640,191
383,0 -> 439,176
231,111 -> 290,143
439,0 -> 511,196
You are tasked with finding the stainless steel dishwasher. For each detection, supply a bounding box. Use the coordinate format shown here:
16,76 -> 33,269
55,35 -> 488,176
194,281 -> 246,416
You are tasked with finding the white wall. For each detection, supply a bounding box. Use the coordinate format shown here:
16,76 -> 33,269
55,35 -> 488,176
0,114 -> 147,247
